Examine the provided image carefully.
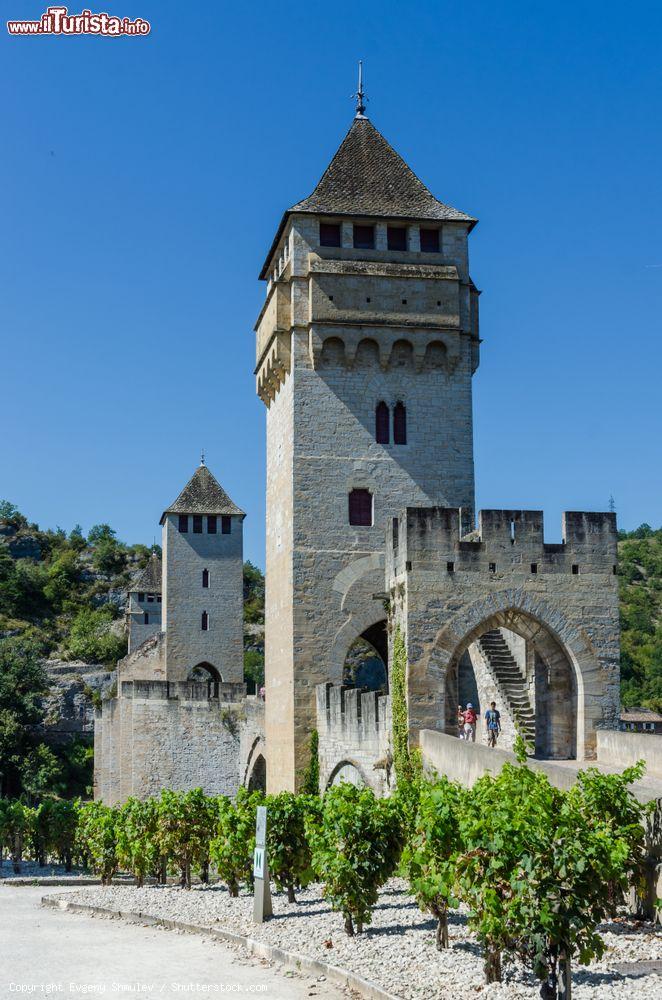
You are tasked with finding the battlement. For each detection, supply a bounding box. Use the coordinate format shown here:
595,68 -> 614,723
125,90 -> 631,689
387,507 -> 618,578
315,683 -> 392,796
316,682 -> 390,736
119,679 -> 246,703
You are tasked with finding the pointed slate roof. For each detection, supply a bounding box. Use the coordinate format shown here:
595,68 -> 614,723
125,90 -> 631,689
160,465 -> 245,525
130,552 -> 162,594
260,116 -> 476,278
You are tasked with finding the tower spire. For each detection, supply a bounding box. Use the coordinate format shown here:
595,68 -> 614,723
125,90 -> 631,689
353,60 -> 367,119
200,449 -> 205,467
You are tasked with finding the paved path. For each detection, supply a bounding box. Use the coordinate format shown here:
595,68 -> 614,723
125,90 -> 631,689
0,885 -> 349,1000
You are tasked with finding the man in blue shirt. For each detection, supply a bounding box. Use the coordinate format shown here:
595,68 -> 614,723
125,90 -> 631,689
485,701 -> 501,747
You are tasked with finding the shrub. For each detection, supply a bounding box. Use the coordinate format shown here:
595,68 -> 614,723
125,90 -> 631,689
117,797 -> 159,887
77,801 -> 119,884
403,776 -> 466,949
265,791 -> 315,901
65,606 -> 126,665
307,783 -> 403,935
156,788 -> 215,889
300,730 -> 319,795
210,787 -> 261,896
0,800 -> 32,872
47,799 -> 78,871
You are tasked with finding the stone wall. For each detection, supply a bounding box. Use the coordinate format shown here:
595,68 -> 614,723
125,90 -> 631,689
94,680 -> 247,804
387,508 -> 620,761
316,683 -> 392,796
596,730 -> 662,779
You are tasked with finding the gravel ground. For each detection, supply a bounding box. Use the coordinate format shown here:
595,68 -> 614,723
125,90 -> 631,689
50,879 -> 662,999
0,859 -> 89,880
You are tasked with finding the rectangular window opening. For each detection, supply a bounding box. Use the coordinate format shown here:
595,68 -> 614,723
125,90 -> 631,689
147,594 -> 154,602
348,489 -> 373,526
143,612 -> 149,625
221,516 -> 232,534
420,227 -> 440,253
530,563 -> 538,574
178,515 -> 188,533
572,564 -> 580,575
137,592 -> 145,602
201,611 -> 209,631
392,517 -> 399,551
489,562 -> 496,573
193,515 -> 203,534
320,222 -> 341,247
447,561 -> 455,573
207,515 -> 217,534
387,226 -> 407,251
353,224 -> 374,249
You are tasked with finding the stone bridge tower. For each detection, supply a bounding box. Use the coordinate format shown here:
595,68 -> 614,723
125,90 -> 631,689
255,99 -> 481,790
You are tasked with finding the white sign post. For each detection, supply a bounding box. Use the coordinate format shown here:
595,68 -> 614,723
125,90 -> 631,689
253,805 -> 272,922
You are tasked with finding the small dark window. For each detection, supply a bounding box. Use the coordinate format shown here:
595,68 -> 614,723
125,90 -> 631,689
201,611 -> 209,631
447,561 -> 455,573
207,515 -> 217,534
320,222 -> 341,247
375,401 -> 390,444
405,560 -> 412,571
572,564 -> 579,575
392,517 -> 399,551
147,593 -> 154,602
202,569 -> 209,588
178,514 -> 188,533
531,563 -> 538,574
393,402 -> 407,445
329,295 -> 334,301
387,226 -> 407,251
401,299 -> 407,305
489,562 -> 496,573
157,595 -> 162,603
221,516 -> 231,534
143,612 -> 149,625
366,297 -> 371,303
613,565 -> 617,575
420,227 -> 440,252
138,592 -> 145,602
193,515 -> 203,534
348,489 -> 373,526
437,300 -> 441,306
353,224 -> 374,249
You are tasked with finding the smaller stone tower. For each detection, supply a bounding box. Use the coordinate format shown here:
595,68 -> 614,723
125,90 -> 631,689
126,552 -> 162,653
160,462 -> 245,683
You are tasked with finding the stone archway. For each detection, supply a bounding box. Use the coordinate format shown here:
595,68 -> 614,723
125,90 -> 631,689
343,620 -> 388,692
247,754 -> 266,792
411,593 -> 602,760
445,615 -> 577,759
326,759 -> 367,790
188,661 -> 222,683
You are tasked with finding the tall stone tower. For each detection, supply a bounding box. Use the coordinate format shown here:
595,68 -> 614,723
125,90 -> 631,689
160,462 -> 245,683
256,99 -> 481,790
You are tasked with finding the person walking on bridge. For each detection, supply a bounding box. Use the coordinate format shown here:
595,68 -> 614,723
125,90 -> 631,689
462,703 -> 477,742
485,701 -> 501,748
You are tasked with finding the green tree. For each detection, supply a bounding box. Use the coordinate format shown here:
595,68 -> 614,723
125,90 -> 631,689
0,637 -> 50,797
65,606 -> 126,665
20,743 -> 63,803
306,783 -> 403,935
300,730 -> 320,795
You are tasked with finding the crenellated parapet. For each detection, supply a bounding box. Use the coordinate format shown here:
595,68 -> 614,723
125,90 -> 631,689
316,682 -> 392,797
387,507 -> 618,580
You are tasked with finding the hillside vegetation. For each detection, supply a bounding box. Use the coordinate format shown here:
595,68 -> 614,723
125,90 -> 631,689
618,524 -> 662,710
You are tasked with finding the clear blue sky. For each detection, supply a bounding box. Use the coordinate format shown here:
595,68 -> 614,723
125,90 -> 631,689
2,0 -> 661,566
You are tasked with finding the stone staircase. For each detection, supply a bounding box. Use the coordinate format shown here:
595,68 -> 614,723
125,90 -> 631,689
478,629 -> 536,744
